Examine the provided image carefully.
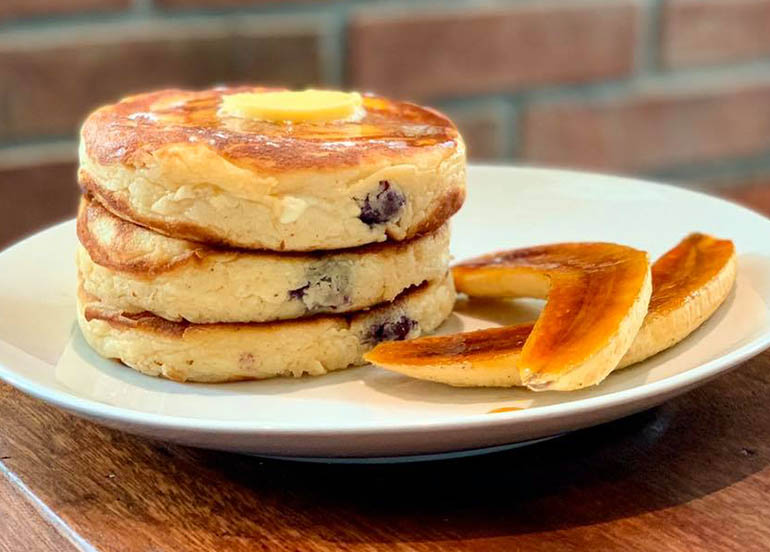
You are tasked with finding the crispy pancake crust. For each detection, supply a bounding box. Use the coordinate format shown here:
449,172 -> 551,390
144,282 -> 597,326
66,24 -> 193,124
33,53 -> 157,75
77,274 -> 456,383
77,196 -> 451,323
79,87 -> 466,251
82,87 -> 461,173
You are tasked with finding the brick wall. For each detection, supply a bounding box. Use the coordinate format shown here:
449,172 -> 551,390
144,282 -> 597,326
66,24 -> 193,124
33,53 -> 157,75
3,0 -> 770,247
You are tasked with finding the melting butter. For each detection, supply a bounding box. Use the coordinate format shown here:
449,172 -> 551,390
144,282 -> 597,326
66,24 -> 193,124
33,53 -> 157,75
220,90 -> 363,122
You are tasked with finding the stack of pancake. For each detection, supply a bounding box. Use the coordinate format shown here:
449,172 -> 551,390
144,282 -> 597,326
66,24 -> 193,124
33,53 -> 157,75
75,87 -> 466,382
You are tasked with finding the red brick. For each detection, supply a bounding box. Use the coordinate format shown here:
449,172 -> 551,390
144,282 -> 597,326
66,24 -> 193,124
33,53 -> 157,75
442,104 -> 509,161
0,0 -> 130,21
713,177 -> 770,216
662,0 -> 770,68
0,19 -> 325,141
521,82 -> 770,173
0,145 -> 78,249
158,0 -> 322,7
349,2 -> 639,99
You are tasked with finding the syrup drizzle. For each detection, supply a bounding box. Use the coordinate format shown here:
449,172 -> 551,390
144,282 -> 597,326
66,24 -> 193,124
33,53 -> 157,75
487,406 -> 525,414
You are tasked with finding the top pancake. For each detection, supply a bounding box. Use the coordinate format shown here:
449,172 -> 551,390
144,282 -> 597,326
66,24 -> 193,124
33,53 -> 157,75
79,86 -> 466,251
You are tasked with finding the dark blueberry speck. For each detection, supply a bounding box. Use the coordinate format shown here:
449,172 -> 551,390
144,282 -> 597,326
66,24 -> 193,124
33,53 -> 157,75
288,263 -> 351,312
288,283 -> 310,301
357,180 -> 405,225
368,315 -> 417,344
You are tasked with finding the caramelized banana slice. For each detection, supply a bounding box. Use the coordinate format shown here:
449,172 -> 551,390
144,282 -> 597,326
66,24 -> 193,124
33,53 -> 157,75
365,324 -> 532,388
618,233 -> 736,368
365,234 -> 735,391
367,243 -> 652,391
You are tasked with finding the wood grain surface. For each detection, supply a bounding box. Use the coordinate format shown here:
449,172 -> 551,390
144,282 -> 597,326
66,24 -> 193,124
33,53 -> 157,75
0,350 -> 769,551
0,470 -> 76,552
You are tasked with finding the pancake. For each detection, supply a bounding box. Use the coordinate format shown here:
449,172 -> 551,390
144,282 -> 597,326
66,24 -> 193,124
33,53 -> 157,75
77,274 -> 456,383
76,195 -> 451,323
79,86 -> 466,251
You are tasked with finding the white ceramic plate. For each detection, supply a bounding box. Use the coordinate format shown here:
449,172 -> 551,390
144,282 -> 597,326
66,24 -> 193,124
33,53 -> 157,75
1,166 -> 769,460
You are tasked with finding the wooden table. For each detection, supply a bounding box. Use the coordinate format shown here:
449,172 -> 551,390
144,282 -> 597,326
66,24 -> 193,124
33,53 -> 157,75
2,189 -> 770,551
2,353 -> 770,551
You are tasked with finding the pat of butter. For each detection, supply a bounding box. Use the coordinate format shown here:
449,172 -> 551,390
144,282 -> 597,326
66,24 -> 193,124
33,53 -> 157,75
279,196 -> 309,223
220,90 -> 363,122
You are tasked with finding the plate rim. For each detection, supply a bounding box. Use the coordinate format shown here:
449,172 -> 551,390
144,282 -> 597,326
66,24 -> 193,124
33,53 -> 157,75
1,165 -> 770,437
